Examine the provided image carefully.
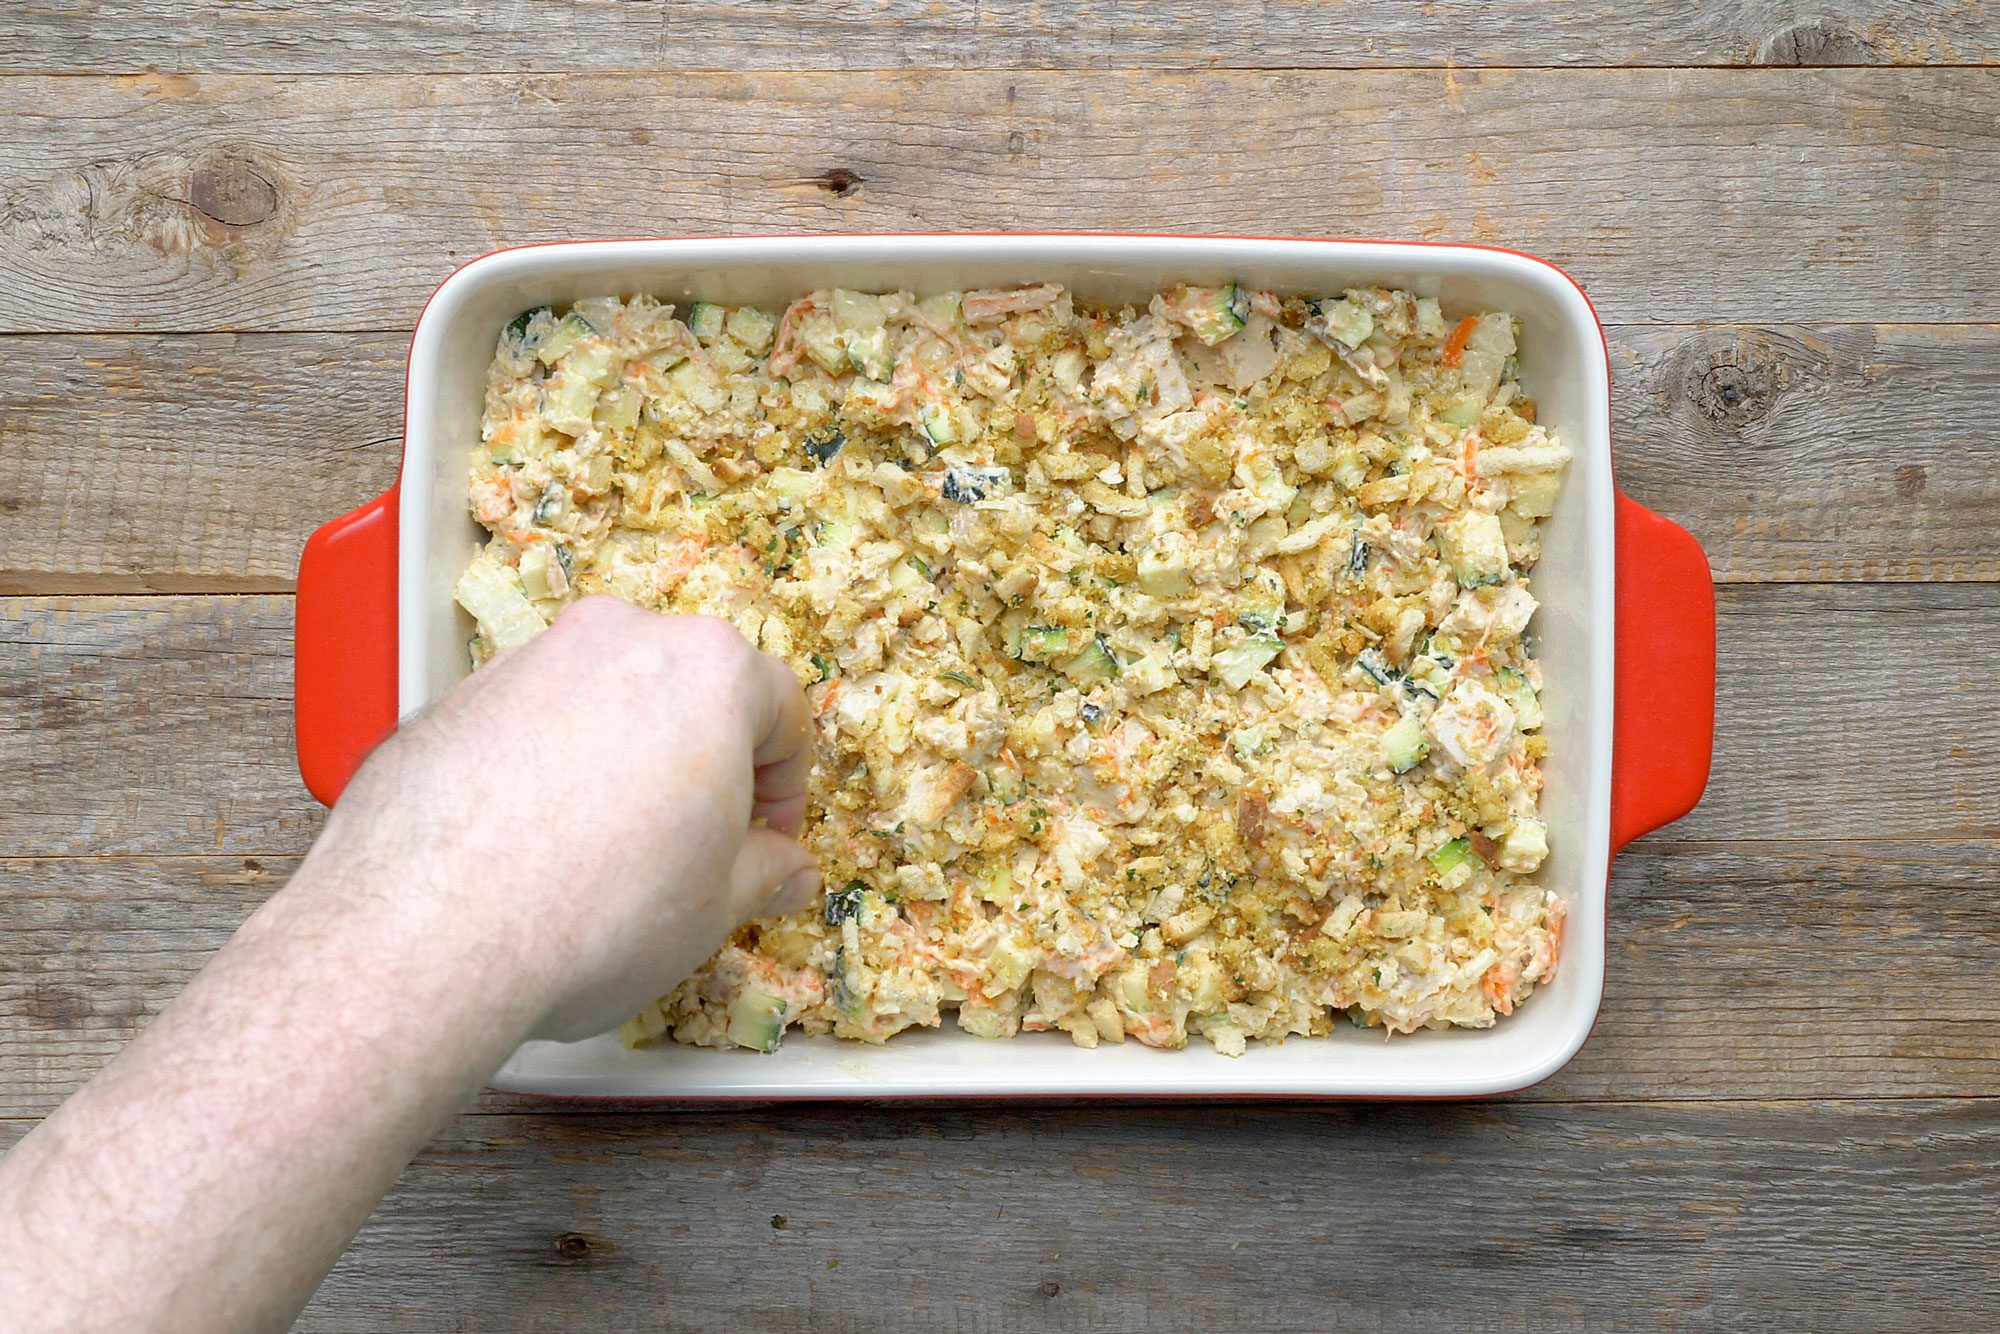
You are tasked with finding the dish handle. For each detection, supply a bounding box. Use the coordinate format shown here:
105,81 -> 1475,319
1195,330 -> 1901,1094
295,488 -> 400,805
1611,492 -> 1716,853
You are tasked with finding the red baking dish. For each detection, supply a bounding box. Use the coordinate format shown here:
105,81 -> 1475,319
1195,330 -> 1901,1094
295,236 -> 1713,1098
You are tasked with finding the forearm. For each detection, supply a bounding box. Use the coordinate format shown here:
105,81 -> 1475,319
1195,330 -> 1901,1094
0,838 -> 538,1332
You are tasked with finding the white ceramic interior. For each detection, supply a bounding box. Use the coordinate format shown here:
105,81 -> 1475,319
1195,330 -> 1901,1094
400,236 -> 1614,1098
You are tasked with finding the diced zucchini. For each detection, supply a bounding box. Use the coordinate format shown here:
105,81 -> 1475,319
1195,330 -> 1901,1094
708,338 -> 755,375
517,544 -> 555,600
1231,723 -> 1276,761
1125,648 -> 1177,696
767,467 -> 817,508
454,559 -> 546,651
844,377 -> 898,418
534,312 -> 595,367
593,384 -> 641,437
919,403 -> 959,446
1382,714 -> 1430,773
800,314 -> 849,374
1429,836 -> 1476,875
724,988 -> 788,1053
814,517 -> 859,550
531,484 -> 566,527
1435,512 -> 1512,587
889,555 -> 930,596
1137,544 -> 1191,597
1211,633 -> 1282,690
541,372 -> 602,435
1404,654 -> 1451,699
824,881 -> 867,926
685,301 -> 726,343
1060,635 -> 1119,685
1495,667 -> 1543,730
940,464 -> 1009,502
617,1003 -> 669,1048
502,305 -> 553,354
566,339 -> 621,386
485,415 -> 545,465
986,769 -> 1025,807
830,288 -> 886,332
845,325 -> 894,380
666,358 -> 727,414
1510,471 -> 1562,519
974,863 -> 1016,906
720,306 -> 773,355
1177,284 -> 1250,346
1438,395 -> 1484,427
1312,297 -> 1374,349
1456,314 -> 1517,400
1236,604 -> 1281,636
984,933 -> 1036,995
1016,625 -> 1072,663
802,424 -> 846,466
917,292 -> 963,327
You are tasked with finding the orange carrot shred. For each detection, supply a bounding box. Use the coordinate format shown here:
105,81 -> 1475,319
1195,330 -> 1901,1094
1441,315 -> 1478,368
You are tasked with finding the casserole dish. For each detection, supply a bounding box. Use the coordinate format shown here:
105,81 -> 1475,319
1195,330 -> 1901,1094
295,235 -> 1714,1098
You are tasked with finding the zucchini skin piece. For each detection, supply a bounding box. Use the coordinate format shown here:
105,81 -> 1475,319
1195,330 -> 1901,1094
824,880 -> 867,926
803,424 -> 846,465
941,465 -> 1010,504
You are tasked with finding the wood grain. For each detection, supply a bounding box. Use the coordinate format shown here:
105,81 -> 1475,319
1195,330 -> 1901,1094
4,839 -> 1994,1119
2,69 -> 1996,332
7,1099 -> 1984,1330
0,597 -> 325,859
0,333 -> 404,593
4,586 -> 1996,858
3,324 -> 1996,592
1613,324 -> 2000,582
304,1100 -> 2000,1331
2,1 -> 1993,73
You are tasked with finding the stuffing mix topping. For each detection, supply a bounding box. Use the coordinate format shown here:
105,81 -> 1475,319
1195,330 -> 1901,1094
457,282 -> 1571,1056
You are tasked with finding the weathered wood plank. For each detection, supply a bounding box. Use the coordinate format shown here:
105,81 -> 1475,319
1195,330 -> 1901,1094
5,325 -> 1994,592
4,840 -> 1993,1119
0,597 -> 326,858
0,333 -> 404,594
1613,324 -> 2000,583
3,585 -> 1995,857
2,1 -> 1994,73
1,69 -> 1994,331
8,1100 -> 1987,1330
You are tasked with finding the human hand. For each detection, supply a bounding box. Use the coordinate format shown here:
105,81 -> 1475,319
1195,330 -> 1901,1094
297,597 -> 819,1043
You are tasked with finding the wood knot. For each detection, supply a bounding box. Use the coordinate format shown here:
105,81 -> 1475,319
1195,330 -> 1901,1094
552,1231 -> 607,1261
1756,20 -> 1878,66
188,152 -> 279,229
1695,360 -> 1778,428
1038,1280 -> 1062,1298
815,167 -> 864,197
1656,328 -> 1833,439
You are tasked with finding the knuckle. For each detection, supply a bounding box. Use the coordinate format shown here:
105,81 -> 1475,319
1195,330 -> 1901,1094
668,613 -> 751,660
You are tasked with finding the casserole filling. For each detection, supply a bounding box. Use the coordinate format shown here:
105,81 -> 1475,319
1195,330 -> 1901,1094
457,283 -> 1570,1054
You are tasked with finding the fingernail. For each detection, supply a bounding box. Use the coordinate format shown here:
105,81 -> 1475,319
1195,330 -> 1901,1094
769,867 -> 820,916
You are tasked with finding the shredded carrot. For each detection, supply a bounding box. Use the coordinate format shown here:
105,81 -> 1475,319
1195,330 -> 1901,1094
1441,315 -> 1478,368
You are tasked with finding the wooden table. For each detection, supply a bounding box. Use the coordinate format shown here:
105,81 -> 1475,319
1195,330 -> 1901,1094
3,4 -> 1996,1327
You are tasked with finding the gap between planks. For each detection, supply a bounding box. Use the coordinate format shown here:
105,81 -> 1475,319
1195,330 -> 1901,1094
2,1096 -> 1999,1125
